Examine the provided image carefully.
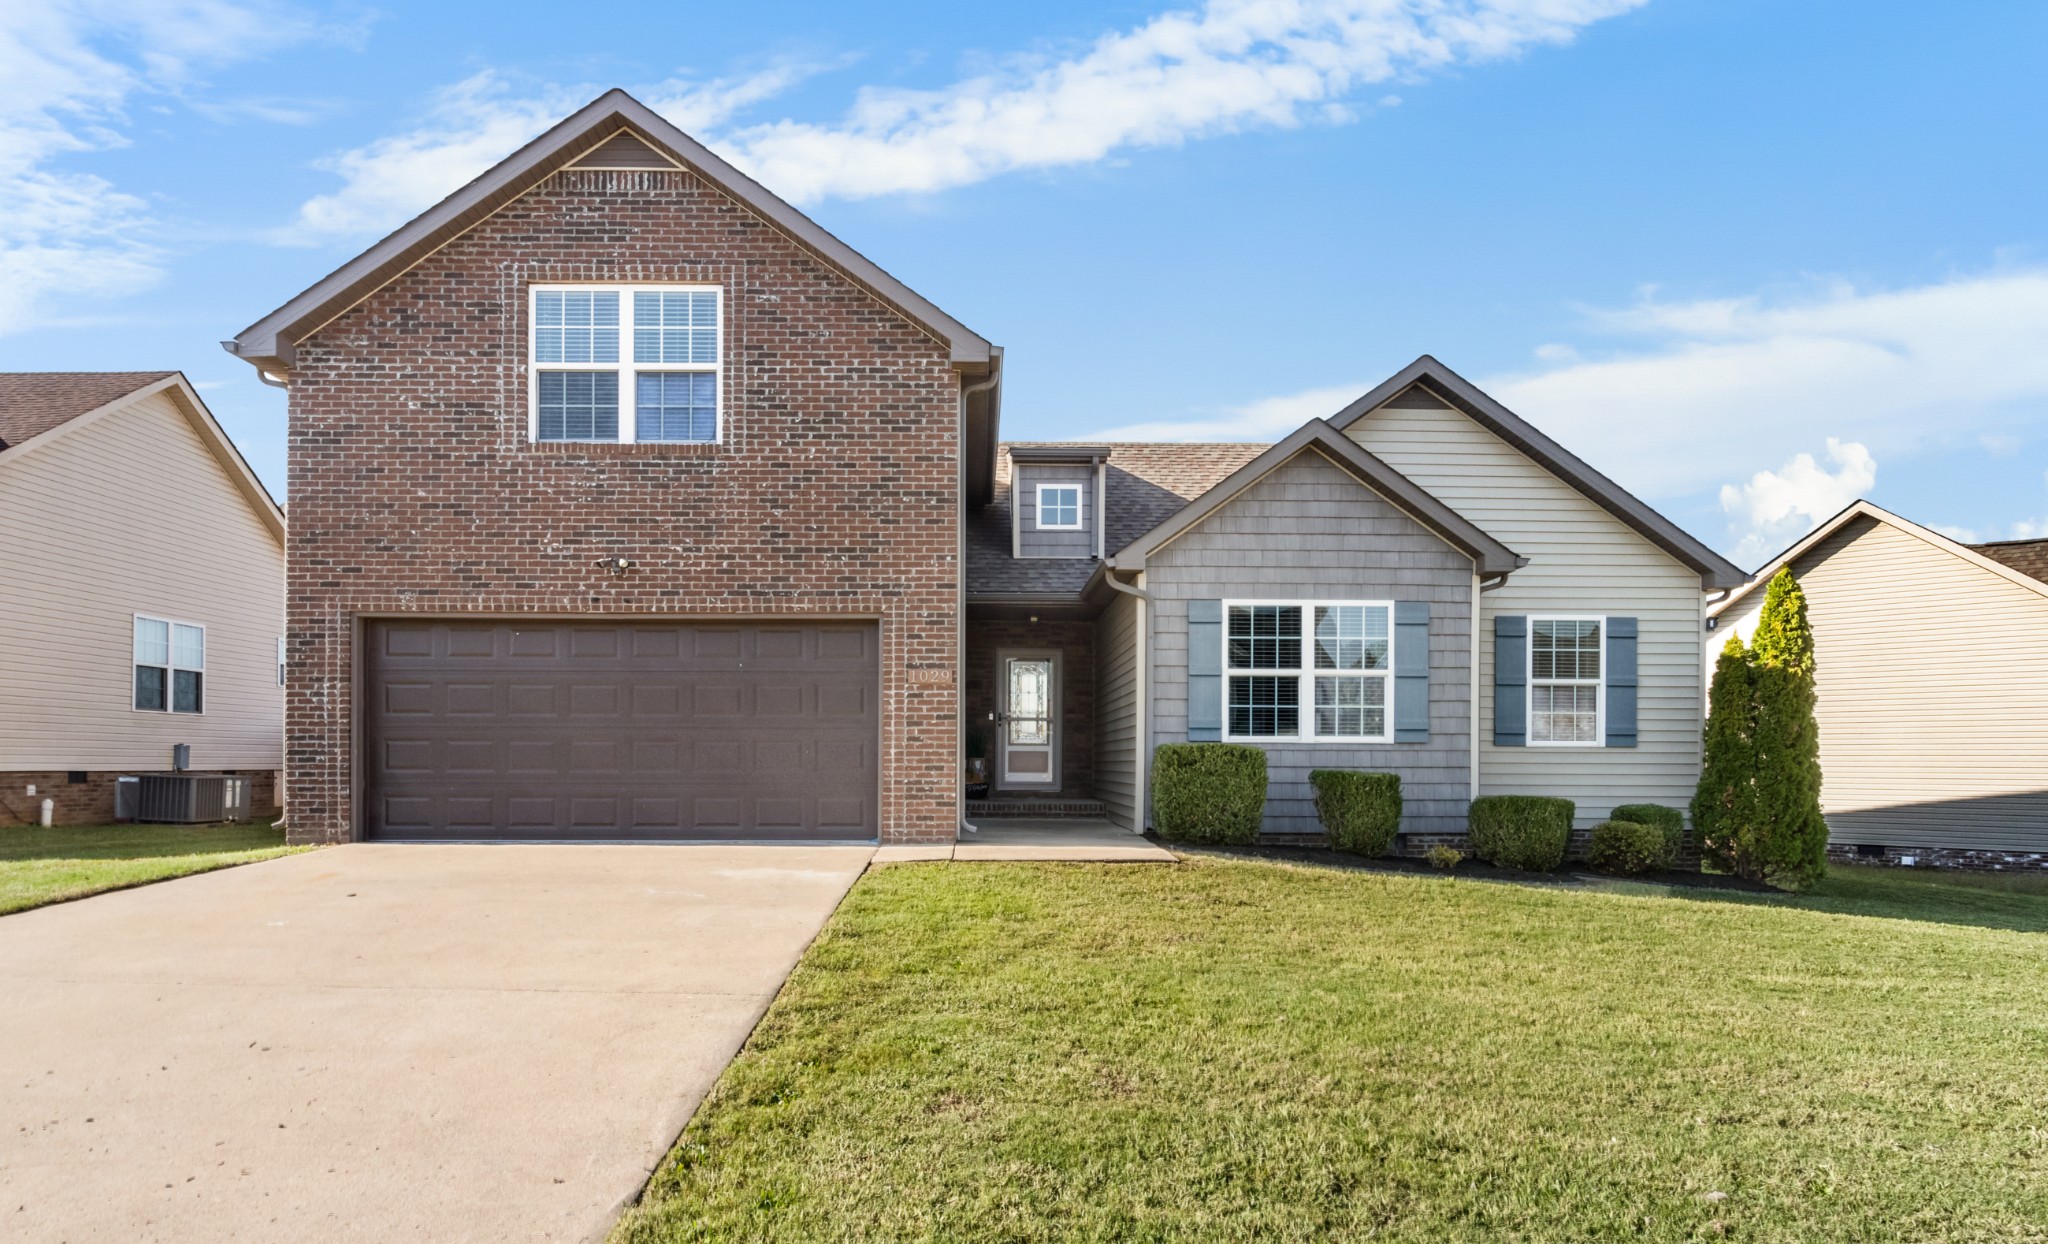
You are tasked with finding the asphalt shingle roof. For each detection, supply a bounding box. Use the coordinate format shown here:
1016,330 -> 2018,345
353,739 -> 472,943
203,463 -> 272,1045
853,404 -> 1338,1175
1972,537 -> 2048,584
0,372 -> 173,453
967,442 -> 1268,597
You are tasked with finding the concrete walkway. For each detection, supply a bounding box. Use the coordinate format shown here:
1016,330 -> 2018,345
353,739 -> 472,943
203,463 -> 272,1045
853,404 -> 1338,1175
877,818 -> 1178,863
0,843 -> 872,1243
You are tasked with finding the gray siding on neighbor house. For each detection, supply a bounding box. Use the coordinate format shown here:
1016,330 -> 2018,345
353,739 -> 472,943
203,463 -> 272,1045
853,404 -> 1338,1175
1348,391 -> 1707,828
1144,450 -> 1475,836
1713,515 -> 2048,852
1017,464 -> 1096,559
1095,589 -> 1141,829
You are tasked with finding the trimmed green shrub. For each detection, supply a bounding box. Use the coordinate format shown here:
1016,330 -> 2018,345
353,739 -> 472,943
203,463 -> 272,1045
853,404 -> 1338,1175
1467,795 -> 1574,872
1309,770 -> 1402,856
1612,802 -> 1685,862
1425,844 -> 1463,871
1587,819 -> 1675,875
1151,744 -> 1267,844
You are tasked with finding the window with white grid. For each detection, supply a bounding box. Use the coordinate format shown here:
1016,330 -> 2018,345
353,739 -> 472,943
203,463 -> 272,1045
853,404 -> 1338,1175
529,284 -> 722,444
1223,601 -> 1392,742
1529,617 -> 1603,745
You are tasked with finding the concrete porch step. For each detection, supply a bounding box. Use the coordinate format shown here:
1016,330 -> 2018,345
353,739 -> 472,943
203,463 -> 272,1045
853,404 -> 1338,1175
967,799 -> 1106,818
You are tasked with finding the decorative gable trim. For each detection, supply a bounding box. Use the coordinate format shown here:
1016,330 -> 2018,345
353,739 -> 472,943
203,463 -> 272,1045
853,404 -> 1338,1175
1328,355 -> 1748,590
567,128 -> 683,170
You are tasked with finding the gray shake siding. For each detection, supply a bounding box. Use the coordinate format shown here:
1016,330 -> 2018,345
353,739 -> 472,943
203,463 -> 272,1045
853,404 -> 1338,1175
1144,450 -> 1475,835
1094,590 -> 1140,829
1017,463 -> 1095,558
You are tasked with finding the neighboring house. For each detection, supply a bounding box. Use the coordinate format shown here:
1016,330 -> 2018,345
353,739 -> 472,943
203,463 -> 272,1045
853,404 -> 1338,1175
224,88 -> 1743,848
0,373 -> 286,826
1708,501 -> 2048,869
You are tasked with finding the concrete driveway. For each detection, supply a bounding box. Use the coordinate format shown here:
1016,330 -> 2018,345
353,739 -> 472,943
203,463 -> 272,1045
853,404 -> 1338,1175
0,843 -> 873,1242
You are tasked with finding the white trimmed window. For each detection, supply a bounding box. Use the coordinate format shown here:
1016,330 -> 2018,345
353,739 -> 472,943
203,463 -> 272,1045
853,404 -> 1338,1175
1223,601 -> 1392,742
1529,617 -> 1603,745
135,616 -> 204,714
1037,484 -> 1082,529
528,284 -> 722,444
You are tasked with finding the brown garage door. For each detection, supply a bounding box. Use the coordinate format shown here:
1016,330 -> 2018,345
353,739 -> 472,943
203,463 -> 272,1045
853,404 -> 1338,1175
363,619 -> 877,841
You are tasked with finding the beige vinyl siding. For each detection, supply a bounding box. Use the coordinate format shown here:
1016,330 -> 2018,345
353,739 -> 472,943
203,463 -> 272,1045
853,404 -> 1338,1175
0,392 -> 284,772
1348,398 -> 1706,827
1094,589 -> 1140,829
1716,516 -> 2048,851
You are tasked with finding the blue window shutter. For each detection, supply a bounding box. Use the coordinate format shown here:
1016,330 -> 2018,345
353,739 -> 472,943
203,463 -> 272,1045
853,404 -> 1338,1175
1606,616 -> 1638,748
1187,599 -> 1223,742
1393,601 -> 1430,743
1494,614 -> 1527,747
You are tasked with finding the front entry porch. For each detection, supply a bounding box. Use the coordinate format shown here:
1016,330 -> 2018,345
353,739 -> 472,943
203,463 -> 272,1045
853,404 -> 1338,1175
964,617 -> 1101,818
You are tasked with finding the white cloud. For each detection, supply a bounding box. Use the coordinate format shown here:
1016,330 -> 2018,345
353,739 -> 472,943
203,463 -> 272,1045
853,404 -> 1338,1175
1091,381 -> 1368,441
1717,438 -> 1874,565
0,0 -> 324,333
717,0 -> 1647,203
276,61 -> 837,243
1488,270 -> 2048,499
280,0 -> 1645,239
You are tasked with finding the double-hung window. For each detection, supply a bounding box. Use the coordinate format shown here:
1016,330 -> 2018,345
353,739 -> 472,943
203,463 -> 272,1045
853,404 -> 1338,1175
135,616 -> 204,714
1037,484 -> 1082,529
1529,617 -> 1602,744
1223,601 -> 1392,742
529,284 -> 721,444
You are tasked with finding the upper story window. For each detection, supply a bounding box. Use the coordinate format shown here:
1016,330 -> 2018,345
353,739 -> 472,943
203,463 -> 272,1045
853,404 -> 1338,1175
135,615 -> 204,714
529,285 -> 721,444
1037,484 -> 1082,529
1529,617 -> 1602,745
1223,601 -> 1391,742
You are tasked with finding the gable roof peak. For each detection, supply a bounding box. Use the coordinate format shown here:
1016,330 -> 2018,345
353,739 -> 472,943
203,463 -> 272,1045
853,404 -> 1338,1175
1712,498 -> 2048,613
1329,355 -> 1746,590
1109,418 -> 1523,577
224,88 -> 995,378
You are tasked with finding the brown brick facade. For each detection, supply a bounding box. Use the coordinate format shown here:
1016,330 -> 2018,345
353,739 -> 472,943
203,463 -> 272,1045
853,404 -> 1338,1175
0,770 -> 279,827
962,619 -> 1095,799
283,168 -> 962,845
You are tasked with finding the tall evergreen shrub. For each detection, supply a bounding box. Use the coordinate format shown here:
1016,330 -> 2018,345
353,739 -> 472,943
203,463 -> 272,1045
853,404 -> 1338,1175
1691,570 -> 1828,888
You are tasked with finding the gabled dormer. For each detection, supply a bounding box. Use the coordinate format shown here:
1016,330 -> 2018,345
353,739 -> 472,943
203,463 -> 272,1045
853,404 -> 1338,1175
1010,444 -> 1109,560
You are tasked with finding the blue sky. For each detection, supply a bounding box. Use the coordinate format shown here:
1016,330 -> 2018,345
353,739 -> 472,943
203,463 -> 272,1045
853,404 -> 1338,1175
4,0 -> 2046,565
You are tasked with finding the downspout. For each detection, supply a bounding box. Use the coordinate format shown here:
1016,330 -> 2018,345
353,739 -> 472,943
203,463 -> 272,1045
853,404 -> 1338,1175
958,363 -> 1002,838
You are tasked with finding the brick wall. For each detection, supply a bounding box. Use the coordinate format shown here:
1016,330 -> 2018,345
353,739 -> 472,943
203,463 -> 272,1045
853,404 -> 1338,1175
962,620 -> 1096,798
0,770 -> 279,826
284,168 -> 962,844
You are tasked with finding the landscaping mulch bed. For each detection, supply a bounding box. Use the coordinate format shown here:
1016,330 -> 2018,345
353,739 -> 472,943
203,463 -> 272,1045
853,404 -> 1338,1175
1153,836 -> 1785,894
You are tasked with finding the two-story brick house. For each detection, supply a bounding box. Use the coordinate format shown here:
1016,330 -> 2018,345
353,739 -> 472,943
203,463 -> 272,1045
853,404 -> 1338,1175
230,90 -> 1744,848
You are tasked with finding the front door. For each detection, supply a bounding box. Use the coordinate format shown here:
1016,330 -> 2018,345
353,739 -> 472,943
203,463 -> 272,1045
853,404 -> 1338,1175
999,651 -> 1058,789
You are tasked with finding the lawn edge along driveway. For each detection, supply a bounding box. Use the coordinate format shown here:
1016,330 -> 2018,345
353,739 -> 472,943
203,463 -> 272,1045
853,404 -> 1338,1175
0,821 -> 304,916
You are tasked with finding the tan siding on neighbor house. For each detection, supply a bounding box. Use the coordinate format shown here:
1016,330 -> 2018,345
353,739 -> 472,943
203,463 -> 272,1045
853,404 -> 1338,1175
1713,515 -> 2048,851
1347,399 -> 1708,826
1094,589 -> 1140,829
0,392 -> 284,772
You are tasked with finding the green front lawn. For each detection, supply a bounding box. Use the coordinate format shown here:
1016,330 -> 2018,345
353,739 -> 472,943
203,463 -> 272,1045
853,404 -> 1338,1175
617,858 -> 2048,1242
0,821 -> 303,915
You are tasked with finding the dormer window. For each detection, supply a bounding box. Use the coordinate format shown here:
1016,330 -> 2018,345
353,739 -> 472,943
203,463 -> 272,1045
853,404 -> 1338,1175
529,284 -> 722,444
1038,485 -> 1082,529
